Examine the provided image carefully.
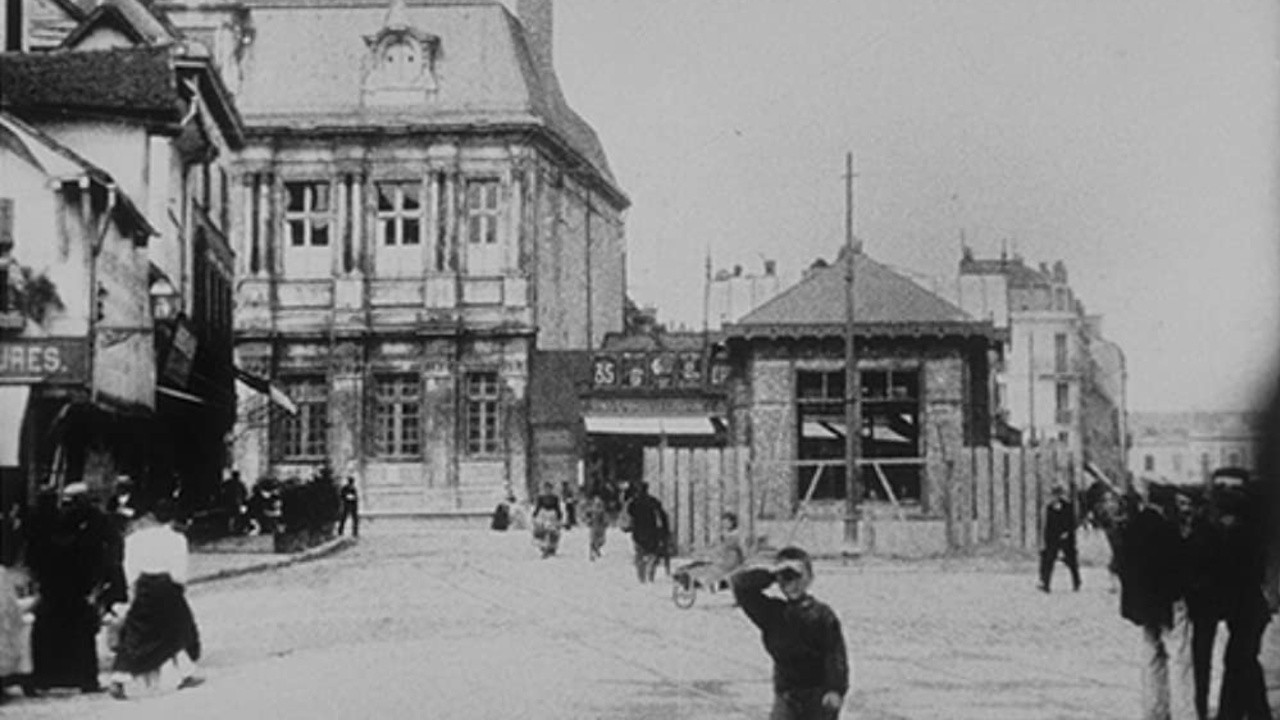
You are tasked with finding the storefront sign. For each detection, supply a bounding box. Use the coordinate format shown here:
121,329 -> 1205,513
0,337 -> 89,383
591,350 -> 727,391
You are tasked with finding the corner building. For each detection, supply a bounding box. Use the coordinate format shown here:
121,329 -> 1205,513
161,0 -> 628,513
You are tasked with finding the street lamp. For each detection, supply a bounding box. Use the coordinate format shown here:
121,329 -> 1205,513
150,277 -> 180,322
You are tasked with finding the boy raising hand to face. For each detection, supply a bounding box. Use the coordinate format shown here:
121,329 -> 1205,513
732,546 -> 849,719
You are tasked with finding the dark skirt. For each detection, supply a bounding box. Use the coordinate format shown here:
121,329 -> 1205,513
30,595 -> 98,689
112,574 -> 201,675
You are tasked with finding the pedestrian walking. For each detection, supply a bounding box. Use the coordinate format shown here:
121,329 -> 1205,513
337,477 -> 360,538
1208,469 -> 1271,720
561,481 -> 578,530
731,546 -> 849,719
108,500 -> 201,700
624,482 -> 669,583
1119,482 -> 1195,720
0,509 -> 34,703
1038,484 -> 1080,592
583,493 -> 608,561
531,483 -> 563,558
26,483 -> 111,695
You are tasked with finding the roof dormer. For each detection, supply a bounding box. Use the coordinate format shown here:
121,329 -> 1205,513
361,0 -> 439,107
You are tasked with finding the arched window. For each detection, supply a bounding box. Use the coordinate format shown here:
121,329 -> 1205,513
381,39 -> 419,84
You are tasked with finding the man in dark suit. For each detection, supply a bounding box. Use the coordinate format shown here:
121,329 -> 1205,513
1038,485 -> 1081,592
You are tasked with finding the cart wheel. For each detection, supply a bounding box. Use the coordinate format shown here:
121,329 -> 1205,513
672,580 -> 697,609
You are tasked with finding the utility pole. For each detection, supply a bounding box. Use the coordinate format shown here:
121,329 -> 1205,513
843,152 -> 862,543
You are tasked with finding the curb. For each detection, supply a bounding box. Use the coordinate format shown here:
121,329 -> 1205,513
188,536 -> 357,586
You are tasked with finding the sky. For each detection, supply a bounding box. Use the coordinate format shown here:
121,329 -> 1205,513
550,0 -> 1280,415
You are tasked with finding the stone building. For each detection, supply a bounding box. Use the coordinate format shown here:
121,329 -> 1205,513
958,249 -> 1127,483
723,249 -> 1002,527
153,0 -> 627,513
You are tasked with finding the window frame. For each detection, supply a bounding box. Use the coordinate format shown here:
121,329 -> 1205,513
465,178 -> 500,246
372,373 -> 422,458
277,377 -> 329,460
464,371 -> 502,456
794,369 -> 847,502
375,180 -> 424,247
284,180 -> 332,248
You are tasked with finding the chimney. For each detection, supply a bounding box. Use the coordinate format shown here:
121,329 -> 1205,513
517,0 -> 553,73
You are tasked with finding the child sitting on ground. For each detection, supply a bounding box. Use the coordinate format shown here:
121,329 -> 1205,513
732,546 -> 849,719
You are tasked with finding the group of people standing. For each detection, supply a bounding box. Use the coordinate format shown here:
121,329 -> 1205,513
1116,468 -> 1274,720
0,479 -> 202,704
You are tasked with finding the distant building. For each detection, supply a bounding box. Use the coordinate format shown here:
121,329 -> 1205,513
958,249 -> 1126,485
1129,411 -> 1260,486
707,259 -> 781,329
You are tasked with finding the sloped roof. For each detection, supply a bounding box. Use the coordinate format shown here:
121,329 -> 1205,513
0,112 -> 155,237
234,0 -> 624,206
0,46 -> 182,122
728,250 -> 997,339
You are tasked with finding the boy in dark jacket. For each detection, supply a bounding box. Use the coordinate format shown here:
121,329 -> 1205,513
732,546 -> 849,719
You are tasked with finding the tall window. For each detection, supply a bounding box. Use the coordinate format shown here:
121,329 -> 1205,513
465,371 -> 501,455
860,368 -> 922,502
279,378 -> 328,459
465,179 -> 499,246
1054,333 -> 1068,374
1055,381 -> 1070,423
795,370 -> 846,501
374,375 -> 421,457
376,181 -> 422,246
285,181 -> 331,247
1144,455 -> 1155,472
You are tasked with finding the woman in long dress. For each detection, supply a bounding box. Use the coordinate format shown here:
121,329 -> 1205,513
108,501 -> 201,699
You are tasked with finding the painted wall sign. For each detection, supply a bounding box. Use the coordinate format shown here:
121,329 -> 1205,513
0,337 -> 89,383
590,350 -> 726,391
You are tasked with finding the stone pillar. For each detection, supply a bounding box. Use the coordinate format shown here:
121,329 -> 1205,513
329,342 -> 364,481
750,357 -> 794,519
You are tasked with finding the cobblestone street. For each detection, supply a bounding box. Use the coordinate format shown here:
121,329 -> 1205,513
0,526 -> 1229,719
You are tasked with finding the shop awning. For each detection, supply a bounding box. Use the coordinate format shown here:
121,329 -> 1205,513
0,385 -> 30,467
584,415 -> 720,437
233,366 -> 298,415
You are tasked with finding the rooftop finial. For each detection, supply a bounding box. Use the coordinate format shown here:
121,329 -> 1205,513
384,0 -> 409,30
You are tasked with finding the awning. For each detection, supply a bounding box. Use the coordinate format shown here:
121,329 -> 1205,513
234,366 -> 298,415
0,385 -> 30,467
584,415 -> 720,437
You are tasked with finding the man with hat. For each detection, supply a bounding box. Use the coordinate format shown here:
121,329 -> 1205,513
1038,484 -> 1081,593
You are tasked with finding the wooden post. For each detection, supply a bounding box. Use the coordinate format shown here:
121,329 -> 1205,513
975,446 -> 993,543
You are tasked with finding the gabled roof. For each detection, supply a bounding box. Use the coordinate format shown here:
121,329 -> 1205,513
60,0 -> 181,49
728,250 -> 998,340
0,112 -> 156,239
0,46 -> 182,123
233,0 -> 625,208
